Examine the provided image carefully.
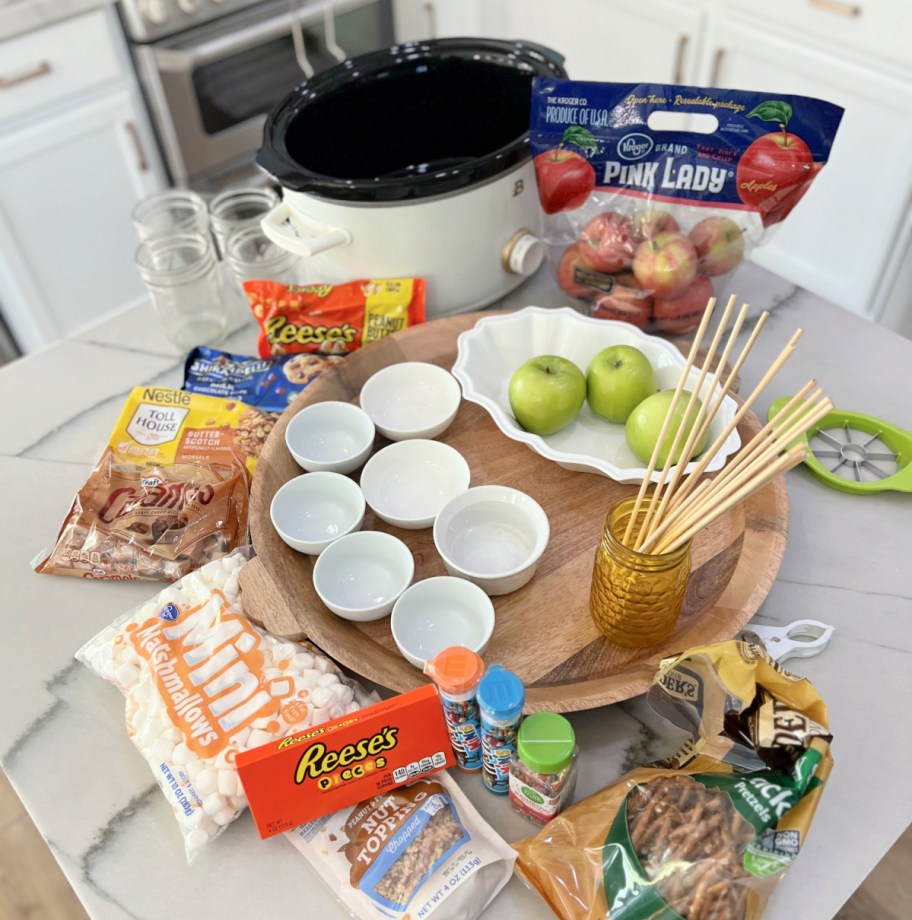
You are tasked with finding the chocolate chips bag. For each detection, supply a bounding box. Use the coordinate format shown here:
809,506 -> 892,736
287,773 -> 516,920
513,640 -> 833,920
35,386 -> 274,581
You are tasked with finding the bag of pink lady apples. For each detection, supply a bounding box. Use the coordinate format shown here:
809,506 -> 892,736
529,81 -> 843,333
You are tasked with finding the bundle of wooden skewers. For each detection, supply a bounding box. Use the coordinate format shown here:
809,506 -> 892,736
623,293 -> 832,556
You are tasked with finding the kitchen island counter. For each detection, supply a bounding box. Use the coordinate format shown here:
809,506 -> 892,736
1,262 -> 910,919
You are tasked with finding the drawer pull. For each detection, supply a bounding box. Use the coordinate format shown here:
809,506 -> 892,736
710,47 -> 726,86
808,0 -> 862,17
124,121 -> 149,173
674,34 -> 690,84
0,61 -> 52,90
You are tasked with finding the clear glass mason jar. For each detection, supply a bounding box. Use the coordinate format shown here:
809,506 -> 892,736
132,189 -> 209,240
589,496 -> 693,648
223,223 -> 306,286
209,186 -> 280,256
135,232 -> 228,353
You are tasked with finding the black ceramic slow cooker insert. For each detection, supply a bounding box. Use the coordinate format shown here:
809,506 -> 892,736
257,38 -> 567,203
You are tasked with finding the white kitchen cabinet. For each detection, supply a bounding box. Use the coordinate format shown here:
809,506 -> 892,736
392,0 -> 509,42
394,0 -> 705,84
504,0 -> 706,85
0,6 -> 165,355
701,11 -> 912,320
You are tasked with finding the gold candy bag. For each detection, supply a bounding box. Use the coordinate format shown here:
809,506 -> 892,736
513,639 -> 833,920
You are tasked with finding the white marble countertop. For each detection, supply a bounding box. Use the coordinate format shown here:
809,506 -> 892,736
1,261 -> 911,919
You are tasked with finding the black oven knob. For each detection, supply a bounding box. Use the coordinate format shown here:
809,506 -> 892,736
140,0 -> 169,25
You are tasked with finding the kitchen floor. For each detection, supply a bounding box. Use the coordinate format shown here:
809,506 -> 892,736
0,768 -> 908,919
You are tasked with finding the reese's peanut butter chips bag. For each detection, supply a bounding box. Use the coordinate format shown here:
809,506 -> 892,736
35,387 -> 275,581
513,639 -> 833,920
244,278 -> 426,359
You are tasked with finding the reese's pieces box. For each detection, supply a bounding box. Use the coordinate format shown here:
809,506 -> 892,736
237,684 -> 455,839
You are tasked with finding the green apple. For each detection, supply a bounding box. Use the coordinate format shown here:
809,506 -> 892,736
586,344 -> 657,424
508,355 -> 586,436
625,389 -> 709,467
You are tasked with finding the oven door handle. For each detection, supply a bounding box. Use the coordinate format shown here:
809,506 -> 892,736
153,0 -> 357,70
260,201 -> 352,257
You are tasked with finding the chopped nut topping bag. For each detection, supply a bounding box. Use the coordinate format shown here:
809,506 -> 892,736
513,640 -> 833,920
287,773 -> 516,919
35,386 -> 275,581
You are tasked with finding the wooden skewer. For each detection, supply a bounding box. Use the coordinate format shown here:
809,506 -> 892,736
657,310 -> 770,518
641,300 -> 750,546
639,395 -> 832,553
652,388 -> 829,540
657,327 -> 804,510
654,443 -> 809,554
622,295 -> 720,546
635,295 -> 737,549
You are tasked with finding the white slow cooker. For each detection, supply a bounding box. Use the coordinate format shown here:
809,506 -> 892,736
256,39 -> 566,317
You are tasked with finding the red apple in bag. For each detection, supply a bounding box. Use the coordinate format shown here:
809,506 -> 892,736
591,272 -> 653,328
689,216 -> 745,276
632,209 -> 680,241
557,243 -> 600,301
653,275 -> 714,335
632,231 -> 698,299
579,211 -> 636,273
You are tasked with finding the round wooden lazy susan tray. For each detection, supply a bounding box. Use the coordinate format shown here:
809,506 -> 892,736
241,312 -> 788,713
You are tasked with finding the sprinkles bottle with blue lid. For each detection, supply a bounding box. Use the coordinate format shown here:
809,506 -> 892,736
476,664 -> 525,795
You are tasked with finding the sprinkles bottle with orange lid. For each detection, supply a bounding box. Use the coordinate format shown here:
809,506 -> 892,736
424,646 -> 485,773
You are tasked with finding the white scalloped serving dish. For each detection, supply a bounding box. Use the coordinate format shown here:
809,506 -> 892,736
451,306 -> 741,484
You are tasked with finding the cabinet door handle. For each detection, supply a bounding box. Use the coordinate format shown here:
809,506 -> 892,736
0,61 -> 52,90
710,47 -> 725,86
124,121 -> 150,173
423,2 -> 437,39
809,0 -> 862,17
674,34 -> 690,84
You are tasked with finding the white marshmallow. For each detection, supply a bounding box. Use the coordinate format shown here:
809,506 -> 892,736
171,742 -> 193,766
202,793 -> 226,818
194,769 -> 218,795
217,770 -> 238,798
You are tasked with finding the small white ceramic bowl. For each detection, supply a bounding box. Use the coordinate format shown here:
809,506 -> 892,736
359,439 -> 471,529
312,530 -> 414,621
285,400 -> 375,474
433,485 -> 550,596
270,472 -> 365,555
390,576 -> 495,669
359,361 -> 462,441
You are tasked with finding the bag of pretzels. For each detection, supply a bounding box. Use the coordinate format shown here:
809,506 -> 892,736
513,639 -> 833,920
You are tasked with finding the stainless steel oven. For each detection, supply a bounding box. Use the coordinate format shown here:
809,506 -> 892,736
121,0 -> 394,190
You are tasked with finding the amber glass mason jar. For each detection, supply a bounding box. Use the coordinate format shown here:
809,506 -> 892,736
590,496 -> 693,648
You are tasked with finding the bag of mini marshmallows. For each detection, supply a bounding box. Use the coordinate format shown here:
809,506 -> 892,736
76,547 -> 378,861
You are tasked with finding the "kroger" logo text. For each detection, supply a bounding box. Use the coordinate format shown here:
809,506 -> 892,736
617,133 -> 653,161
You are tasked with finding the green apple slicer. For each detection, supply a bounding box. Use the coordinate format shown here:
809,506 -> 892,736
768,397 -> 912,494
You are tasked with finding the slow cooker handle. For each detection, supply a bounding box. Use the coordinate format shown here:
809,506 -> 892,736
260,201 -> 351,257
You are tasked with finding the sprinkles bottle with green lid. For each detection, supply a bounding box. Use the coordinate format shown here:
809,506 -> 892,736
508,712 -> 578,824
